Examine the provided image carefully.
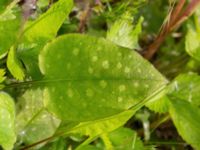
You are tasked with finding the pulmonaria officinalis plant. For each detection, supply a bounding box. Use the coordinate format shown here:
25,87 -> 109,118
0,0 -> 200,149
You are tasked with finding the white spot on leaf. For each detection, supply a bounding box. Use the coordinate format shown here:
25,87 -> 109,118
118,52 -> 122,57
117,62 -> 122,69
73,48 -> 79,56
102,60 -> 109,69
119,85 -> 126,92
118,97 -> 123,102
88,67 -> 93,74
86,89 -> 94,97
67,89 -> 74,98
125,67 -> 130,73
137,68 -> 141,73
134,82 -> 139,87
92,56 -> 98,62
100,80 -> 107,88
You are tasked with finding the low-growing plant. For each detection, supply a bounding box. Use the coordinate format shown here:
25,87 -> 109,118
0,0 -> 200,150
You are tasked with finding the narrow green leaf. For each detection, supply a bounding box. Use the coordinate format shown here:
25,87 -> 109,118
0,69 -> 6,83
169,98 -> 200,150
107,11 -> 143,49
39,34 -> 167,121
0,0 -> 21,58
16,89 -> 60,145
18,0 -> 73,79
0,92 -> 16,150
7,47 -> 25,81
58,109 -> 135,140
23,0 -> 73,42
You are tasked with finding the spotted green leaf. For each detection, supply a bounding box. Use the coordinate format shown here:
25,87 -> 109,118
39,34 -> 167,121
0,0 -> 21,58
18,0 -> 73,79
0,92 -> 16,150
7,47 -> 25,80
16,89 -> 60,145
107,11 -> 143,49
169,98 -> 200,150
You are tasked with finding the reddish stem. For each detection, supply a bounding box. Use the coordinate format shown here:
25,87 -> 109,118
143,0 -> 200,60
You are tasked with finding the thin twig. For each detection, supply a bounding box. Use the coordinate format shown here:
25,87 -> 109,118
77,3 -> 92,33
172,0 -> 200,29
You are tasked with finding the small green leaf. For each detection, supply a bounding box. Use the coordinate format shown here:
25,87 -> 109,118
107,11 -> 143,49
146,73 -> 200,113
16,89 -> 60,145
39,34 -> 167,121
0,92 -> 16,150
185,20 -> 200,61
7,47 -> 25,81
145,88 -> 169,113
168,73 -> 200,106
169,98 -> 200,150
108,127 -> 144,150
